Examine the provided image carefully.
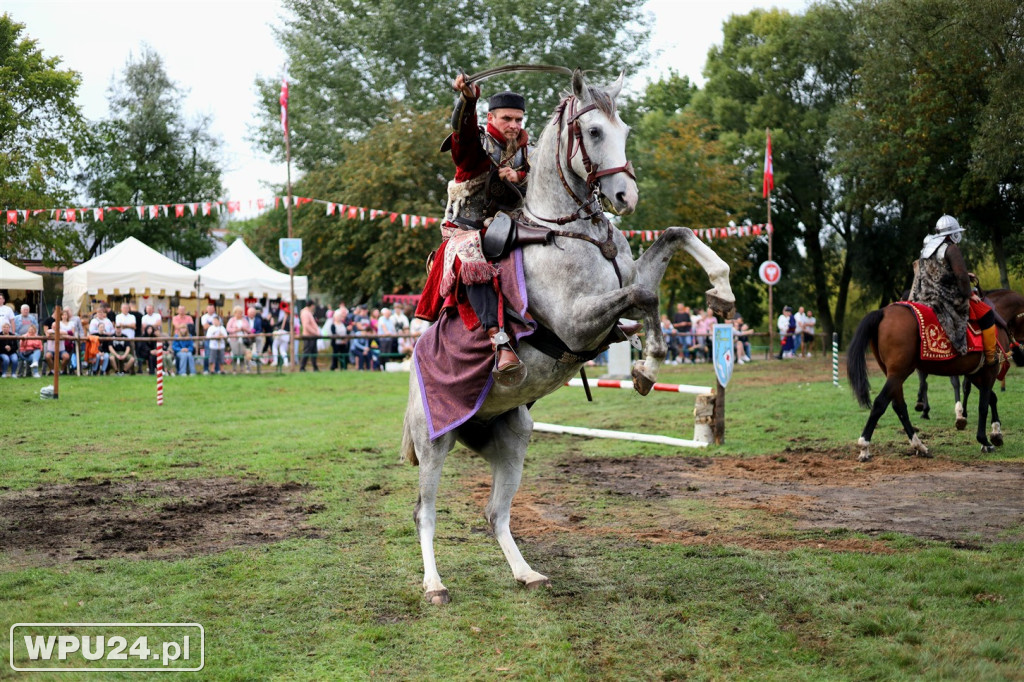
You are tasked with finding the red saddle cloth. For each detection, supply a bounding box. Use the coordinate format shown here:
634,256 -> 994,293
894,301 -> 983,361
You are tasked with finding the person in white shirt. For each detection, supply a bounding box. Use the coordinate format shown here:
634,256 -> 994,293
115,302 -> 137,338
0,293 -> 15,330
88,308 -> 114,336
801,310 -> 817,357
205,315 -> 228,374
792,306 -> 807,356
141,304 -> 162,335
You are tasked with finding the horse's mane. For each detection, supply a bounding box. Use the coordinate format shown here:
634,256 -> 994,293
548,81 -> 618,126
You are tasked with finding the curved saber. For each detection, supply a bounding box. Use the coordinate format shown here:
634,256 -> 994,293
461,64 -> 574,85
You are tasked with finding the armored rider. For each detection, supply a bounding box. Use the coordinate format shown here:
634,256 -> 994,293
416,73 -> 530,377
909,214 -> 997,364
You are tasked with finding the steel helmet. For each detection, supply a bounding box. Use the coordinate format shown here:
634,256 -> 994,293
935,214 -> 964,242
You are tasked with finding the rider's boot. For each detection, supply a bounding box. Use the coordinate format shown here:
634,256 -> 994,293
488,327 -> 522,374
981,325 -> 997,365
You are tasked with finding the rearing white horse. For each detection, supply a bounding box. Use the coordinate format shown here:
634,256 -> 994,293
402,69 -> 735,604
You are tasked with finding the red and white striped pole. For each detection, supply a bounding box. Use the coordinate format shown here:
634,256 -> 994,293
156,351 -> 164,406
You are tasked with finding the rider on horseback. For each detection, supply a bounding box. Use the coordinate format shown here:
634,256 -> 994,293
909,214 -> 998,365
415,73 -> 530,378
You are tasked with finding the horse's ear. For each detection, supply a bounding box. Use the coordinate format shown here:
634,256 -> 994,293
608,71 -> 625,99
572,68 -> 586,99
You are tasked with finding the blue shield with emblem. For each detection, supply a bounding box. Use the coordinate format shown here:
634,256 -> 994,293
712,323 -> 735,387
279,238 -> 303,269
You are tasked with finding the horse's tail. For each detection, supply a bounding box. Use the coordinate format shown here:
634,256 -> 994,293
847,308 -> 886,409
400,413 -> 419,466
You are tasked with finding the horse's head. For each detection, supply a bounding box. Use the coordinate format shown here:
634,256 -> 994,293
565,69 -> 638,216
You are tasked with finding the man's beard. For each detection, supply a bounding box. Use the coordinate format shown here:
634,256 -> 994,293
500,135 -> 520,164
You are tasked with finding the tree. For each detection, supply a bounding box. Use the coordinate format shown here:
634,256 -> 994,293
618,98 -> 761,324
240,107 -> 448,302
835,0 -> 1024,290
693,4 -> 865,339
251,0 -> 651,171
79,45 -> 223,266
0,14 -> 89,265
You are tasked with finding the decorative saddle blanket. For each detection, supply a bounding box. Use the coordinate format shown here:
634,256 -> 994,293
895,301 -> 983,361
413,248 -> 537,440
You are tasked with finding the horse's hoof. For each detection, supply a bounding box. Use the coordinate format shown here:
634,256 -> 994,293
522,578 -> 551,591
955,417 -> 967,431
980,444 -> 995,454
631,361 -> 655,396
425,589 -> 450,605
705,292 -> 736,320
858,453 -> 872,462
991,434 -> 1004,447
914,402 -> 924,412
911,434 -> 930,458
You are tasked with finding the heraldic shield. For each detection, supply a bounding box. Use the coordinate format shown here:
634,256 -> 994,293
279,238 -> 302,269
712,323 -> 735,387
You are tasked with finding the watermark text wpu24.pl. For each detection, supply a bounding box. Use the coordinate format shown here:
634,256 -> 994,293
10,623 -> 204,672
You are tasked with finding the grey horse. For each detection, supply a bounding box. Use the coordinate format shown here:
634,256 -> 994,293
402,69 -> 736,604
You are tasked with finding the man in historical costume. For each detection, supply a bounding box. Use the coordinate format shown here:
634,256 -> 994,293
416,73 -> 531,378
909,214 -> 997,364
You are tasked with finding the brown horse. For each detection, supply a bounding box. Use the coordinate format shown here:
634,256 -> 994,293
915,289 -> 1024,424
847,304 -> 1009,461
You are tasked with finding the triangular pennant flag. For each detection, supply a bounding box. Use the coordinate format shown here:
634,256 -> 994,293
137,206 -> 145,219
347,206 -> 358,219
65,208 -> 76,222
202,202 -> 211,216
93,208 -> 104,222
6,210 -> 17,225
174,204 -> 185,218
390,212 -> 398,223
326,202 -> 335,216
257,199 -> 265,210
227,201 -> 241,213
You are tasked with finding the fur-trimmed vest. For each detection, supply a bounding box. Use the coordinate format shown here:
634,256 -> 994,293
909,243 -> 969,354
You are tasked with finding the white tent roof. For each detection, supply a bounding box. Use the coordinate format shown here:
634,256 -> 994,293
62,236 -> 197,314
0,256 -> 44,290
197,239 -> 308,299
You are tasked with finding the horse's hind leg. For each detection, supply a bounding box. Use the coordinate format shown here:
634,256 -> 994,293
915,370 -> 929,418
891,386 -> 930,457
405,380 -> 458,604
956,376 -> 968,430
972,378 -> 996,453
857,377 -> 900,461
473,407 -> 549,590
989,390 -> 1003,446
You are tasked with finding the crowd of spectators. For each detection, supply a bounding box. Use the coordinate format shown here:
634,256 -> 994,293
0,294 -> 430,378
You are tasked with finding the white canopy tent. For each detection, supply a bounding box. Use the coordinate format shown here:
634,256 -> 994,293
62,236 -> 197,314
197,239 -> 308,299
0,256 -> 44,290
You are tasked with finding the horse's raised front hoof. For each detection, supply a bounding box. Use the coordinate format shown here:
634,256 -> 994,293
425,589 -> 451,606
955,417 -> 967,431
631,361 -> 655,396
980,444 -> 996,454
705,291 -> 736,320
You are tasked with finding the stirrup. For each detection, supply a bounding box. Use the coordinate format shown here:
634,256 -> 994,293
490,329 -> 527,386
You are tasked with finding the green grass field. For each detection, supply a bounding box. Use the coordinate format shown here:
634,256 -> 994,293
2,358 -> 1022,680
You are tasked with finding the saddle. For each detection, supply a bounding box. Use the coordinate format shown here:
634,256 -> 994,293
896,302 -> 1001,368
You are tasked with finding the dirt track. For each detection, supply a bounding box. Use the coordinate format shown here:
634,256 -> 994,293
505,452 -> 1024,549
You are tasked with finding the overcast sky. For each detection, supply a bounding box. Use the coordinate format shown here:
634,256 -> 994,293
5,0 -> 809,212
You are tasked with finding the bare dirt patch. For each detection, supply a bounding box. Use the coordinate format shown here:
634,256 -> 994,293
0,478 -> 322,567
464,452 -> 1024,550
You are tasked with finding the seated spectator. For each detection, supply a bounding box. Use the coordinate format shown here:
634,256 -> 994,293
109,324 -> 136,375
172,324 -> 196,376
18,323 -> 43,378
226,305 -> 251,374
136,324 -> 157,374
1,320 -> 18,377
90,333 -> 111,376
348,320 -> 379,370
205,315 -> 228,374
54,308 -> 76,374
14,303 -> 38,336
733,316 -> 752,364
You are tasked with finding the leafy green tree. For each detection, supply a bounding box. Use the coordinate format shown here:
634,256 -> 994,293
693,4 -> 864,338
0,14 -> 88,265
836,0 -> 1024,289
79,46 -> 223,266
240,108 -> 448,302
251,0 -> 651,171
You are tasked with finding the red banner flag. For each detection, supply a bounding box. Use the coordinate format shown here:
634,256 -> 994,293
763,129 -> 774,198
280,79 -> 289,137
6,210 -> 16,225
174,204 -> 185,218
